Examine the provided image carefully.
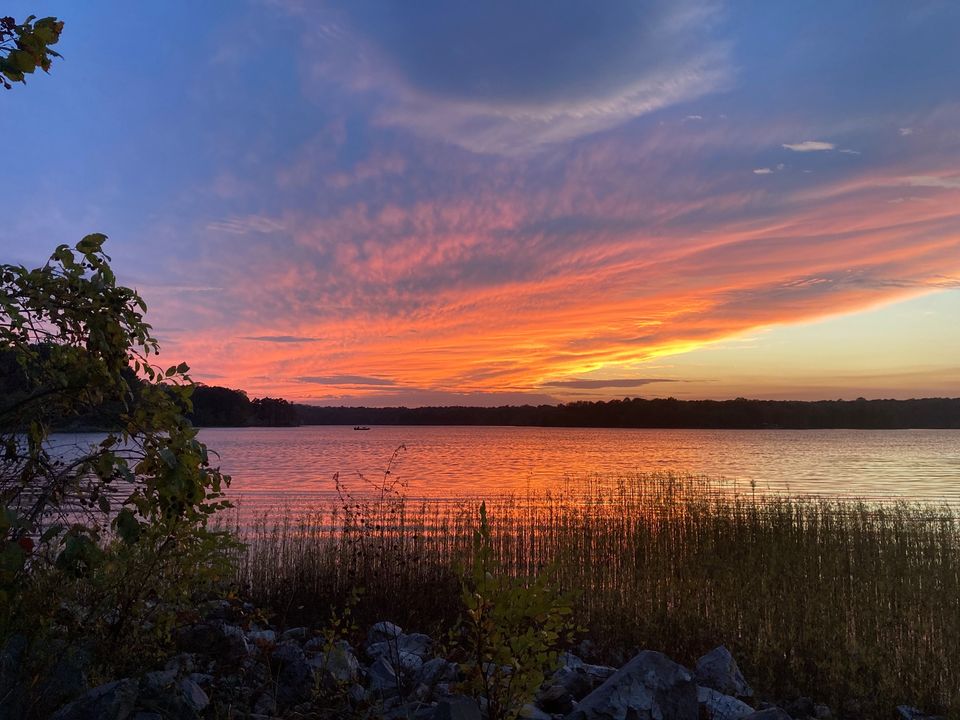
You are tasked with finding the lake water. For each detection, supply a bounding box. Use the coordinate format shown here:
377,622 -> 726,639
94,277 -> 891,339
185,426 -> 960,515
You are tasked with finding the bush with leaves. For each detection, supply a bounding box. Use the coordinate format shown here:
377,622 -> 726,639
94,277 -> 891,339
454,502 -> 577,720
0,236 -> 236,708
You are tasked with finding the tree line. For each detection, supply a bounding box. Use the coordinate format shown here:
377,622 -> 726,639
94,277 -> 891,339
187,385 -> 960,429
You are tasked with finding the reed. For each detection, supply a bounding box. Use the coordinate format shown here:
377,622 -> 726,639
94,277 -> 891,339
234,473 -> 960,716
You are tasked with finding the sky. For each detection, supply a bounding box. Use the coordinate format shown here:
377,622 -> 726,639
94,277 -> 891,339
2,1 -> 959,406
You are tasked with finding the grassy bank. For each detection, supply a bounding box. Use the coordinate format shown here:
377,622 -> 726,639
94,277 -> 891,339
236,473 -> 960,717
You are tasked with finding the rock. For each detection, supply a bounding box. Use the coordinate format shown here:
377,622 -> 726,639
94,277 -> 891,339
537,681 -> 576,714
35,648 -> 91,716
174,621 -> 248,663
164,653 -> 199,675
49,679 -> 139,720
548,666 -> 595,702
897,706 -> 946,720
272,642 -> 313,707
368,621 -> 404,646
309,640 -> 360,686
813,704 -> 832,720
132,713 -> 163,720
399,632 -> 434,659
142,669 -> 176,693
273,640 -> 305,663
248,629 -> 277,644
252,691 -> 277,716
695,646 -> 753,699
281,626 -> 307,642
416,657 -> 459,687
743,710 -> 792,720
565,650 -> 697,720
179,677 -> 209,714
785,697 -> 815,719
698,686 -> 755,720
368,656 -> 401,695
434,695 -> 482,720
519,702 -> 553,719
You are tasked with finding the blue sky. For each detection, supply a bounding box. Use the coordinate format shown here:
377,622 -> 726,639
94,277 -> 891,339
2,1 -> 958,404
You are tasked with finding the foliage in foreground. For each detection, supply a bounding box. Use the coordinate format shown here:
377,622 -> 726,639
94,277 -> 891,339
238,475 -> 960,718
0,238 -> 235,715
0,15 -> 63,90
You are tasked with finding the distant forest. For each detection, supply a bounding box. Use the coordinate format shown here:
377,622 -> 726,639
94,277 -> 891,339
189,385 -> 960,429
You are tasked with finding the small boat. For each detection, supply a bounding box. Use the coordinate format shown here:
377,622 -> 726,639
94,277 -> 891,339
353,426 -> 371,431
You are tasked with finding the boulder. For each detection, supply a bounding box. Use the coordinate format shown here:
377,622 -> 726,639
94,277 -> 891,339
784,697 -> 815,719
416,657 -> 459,687
179,677 -> 210,714
49,679 -> 139,720
368,656 -> 401,695
743,710 -> 792,720
247,629 -> 277,644
565,650 -> 698,720
398,632 -> 434,659
174,621 -> 248,664
698,686 -> 755,720
271,641 -> 313,707
309,640 -> 360,686
434,695 -> 482,720
519,703 -> 553,719
897,707 -> 946,720
368,621 -> 404,646
695,646 -> 753,699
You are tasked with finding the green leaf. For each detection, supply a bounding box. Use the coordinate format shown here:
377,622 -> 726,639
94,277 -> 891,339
76,233 -> 107,254
114,508 -> 141,544
10,50 -> 36,74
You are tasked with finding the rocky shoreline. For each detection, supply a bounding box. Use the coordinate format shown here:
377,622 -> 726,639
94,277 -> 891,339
12,598 -> 942,720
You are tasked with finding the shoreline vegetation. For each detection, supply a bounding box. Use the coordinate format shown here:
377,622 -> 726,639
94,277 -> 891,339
235,473 -> 960,717
187,386 -> 960,430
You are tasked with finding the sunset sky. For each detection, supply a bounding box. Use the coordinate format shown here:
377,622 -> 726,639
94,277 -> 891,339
3,1 -> 959,405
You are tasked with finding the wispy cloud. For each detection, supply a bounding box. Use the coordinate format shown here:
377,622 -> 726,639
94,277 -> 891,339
293,0 -> 731,154
782,140 -> 835,152
298,375 -> 398,386
241,335 -> 322,343
542,378 -> 678,389
207,215 -> 286,235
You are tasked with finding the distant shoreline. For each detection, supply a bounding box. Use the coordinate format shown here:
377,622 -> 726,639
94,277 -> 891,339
189,388 -> 960,430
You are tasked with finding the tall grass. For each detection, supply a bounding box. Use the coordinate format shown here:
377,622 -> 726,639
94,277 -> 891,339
235,473 -> 960,716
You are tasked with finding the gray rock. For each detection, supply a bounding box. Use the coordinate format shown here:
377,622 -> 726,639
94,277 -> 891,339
537,682 -> 576,714
368,621 -> 404,646
252,691 -> 277,716
416,657 -> 459,687
743,710 -> 792,720
785,697 -> 815,719
897,706 -> 946,720
309,640 -> 360,685
248,629 -> 277,644
281,626 -> 308,641
50,679 -> 139,720
179,677 -> 209,713
399,632 -> 434,659
698,686 -> 755,720
273,642 -> 314,707
565,650 -> 698,720
174,621 -> 249,664
434,695 -> 482,720
696,646 -> 753,699
142,669 -> 176,692
368,656 -> 401,694
273,640 -> 305,664
813,704 -> 832,720
519,702 -> 553,719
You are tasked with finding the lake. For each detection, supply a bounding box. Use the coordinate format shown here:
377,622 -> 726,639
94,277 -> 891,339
182,426 -> 960,516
